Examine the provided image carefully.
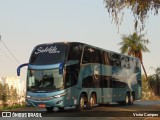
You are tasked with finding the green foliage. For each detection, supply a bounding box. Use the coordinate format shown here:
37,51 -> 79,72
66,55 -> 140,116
148,67 -> 160,96
1,92 -> 7,107
0,83 -> 3,100
104,0 -> 160,31
9,85 -> 18,100
142,72 -> 160,100
0,84 -> 8,107
119,32 -> 150,57
0,83 -> 19,107
0,102 -> 26,110
118,32 -> 150,78
142,75 -> 151,100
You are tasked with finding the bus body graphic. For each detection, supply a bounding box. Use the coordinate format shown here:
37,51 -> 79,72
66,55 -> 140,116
17,42 -> 141,111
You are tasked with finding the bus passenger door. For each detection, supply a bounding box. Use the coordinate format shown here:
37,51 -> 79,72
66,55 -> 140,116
65,72 -> 78,106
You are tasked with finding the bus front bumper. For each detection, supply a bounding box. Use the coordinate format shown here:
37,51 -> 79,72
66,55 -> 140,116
26,96 -> 65,108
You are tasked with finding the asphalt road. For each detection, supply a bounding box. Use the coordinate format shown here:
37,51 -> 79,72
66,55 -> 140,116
1,100 -> 160,120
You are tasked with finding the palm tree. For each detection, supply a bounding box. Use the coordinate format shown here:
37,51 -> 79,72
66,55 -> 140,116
118,32 -> 150,78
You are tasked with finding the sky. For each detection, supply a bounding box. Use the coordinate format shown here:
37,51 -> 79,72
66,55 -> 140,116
0,0 -> 160,78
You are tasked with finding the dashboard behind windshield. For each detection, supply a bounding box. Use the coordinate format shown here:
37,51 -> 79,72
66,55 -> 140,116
27,69 -> 64,92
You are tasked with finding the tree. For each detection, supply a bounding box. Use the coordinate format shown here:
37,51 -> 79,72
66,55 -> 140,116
1,84 -> 9,107
10,85 -> 18,101
0,83 -> 3,100
12,88 -> 18,101
118,32 -> 150,78
149,66 -> 160,96
104,0 -> 160,31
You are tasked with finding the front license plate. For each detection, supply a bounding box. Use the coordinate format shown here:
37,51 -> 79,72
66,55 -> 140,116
38,104 -> 46,108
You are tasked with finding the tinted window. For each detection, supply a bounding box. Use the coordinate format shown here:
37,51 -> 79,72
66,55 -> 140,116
110,78 -> 127,88
129,58 -> 135,70
30,43 -> 67,65
82,76 -> 100,88
82,76 -> 93,88
67,43 -> 83,60
65,72 -> 77,88
110,53 -> 121,67
134,60 -> 141,86
65,64 -> 79,88
100,76 -> 110,88
121,56 -> 130,69
82,46 -> 102,64
103,51 -> 111,65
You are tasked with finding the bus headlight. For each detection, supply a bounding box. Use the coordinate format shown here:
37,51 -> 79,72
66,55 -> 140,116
27,95 -> 31,98
53,92 -> 68,98
54,95 -> 61,98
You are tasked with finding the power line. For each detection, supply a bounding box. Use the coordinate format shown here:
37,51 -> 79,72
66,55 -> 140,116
0,35 -> 27,74
0,35 -> 21,64
0,47 -> 18,66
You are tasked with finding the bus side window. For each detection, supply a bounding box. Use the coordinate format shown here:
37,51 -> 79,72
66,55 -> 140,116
126,57 -> 130,69
95,49 -> 102,64
68,43 -> 83,61
101,76 -> 110,88
82,76 -> 93,88
134,60 -> 141,86
103,51 -> 110,65
121,56 -> 130,69
82,47 -> 89,63
65,72 -> 77,88
82,46 -> 102,64
110,53 -> 121,67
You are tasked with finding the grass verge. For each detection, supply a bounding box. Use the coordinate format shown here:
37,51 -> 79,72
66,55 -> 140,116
0,104 -> 26,111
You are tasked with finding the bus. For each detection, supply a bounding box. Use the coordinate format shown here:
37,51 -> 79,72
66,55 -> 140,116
17,42 -> 142,111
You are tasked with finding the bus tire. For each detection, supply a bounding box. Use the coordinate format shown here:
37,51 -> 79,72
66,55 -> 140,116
119,93 -> 130,105
76,94 -> 85,111
46,107 -> 54,112
125,93 -> 130,105
89,93 -> 97,109
129,93 -> 134,105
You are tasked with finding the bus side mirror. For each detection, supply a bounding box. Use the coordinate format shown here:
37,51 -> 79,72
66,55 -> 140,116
17,63 -> 28,76
59,62 -> 64,74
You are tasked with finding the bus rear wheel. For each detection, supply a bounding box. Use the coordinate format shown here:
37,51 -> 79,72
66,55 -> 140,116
46,107 -> 54,112
129,93 -> 134,105
89,94 -> 97,109
125,93 -> 130,105
76,94 -> 85,111
119,93 -> 130,105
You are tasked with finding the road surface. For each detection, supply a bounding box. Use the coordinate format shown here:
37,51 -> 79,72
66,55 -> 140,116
1,100 -> 160,120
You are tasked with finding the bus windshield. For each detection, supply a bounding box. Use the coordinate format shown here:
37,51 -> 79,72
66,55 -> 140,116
29,43 -> 67,65
27,69 -> 64,92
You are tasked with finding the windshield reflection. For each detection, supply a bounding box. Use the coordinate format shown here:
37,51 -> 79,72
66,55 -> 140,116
27,69 -> 64,92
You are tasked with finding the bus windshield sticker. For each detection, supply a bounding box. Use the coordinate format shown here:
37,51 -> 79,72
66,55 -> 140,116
29,77 -> 35,87
35,46 -> 60,55
88,48 -> 94,52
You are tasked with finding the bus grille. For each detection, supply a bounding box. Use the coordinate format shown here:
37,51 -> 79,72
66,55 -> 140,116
29,96 -> 53,101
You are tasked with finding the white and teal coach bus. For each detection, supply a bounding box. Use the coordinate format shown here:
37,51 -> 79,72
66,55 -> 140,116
17,42 -> 141,112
